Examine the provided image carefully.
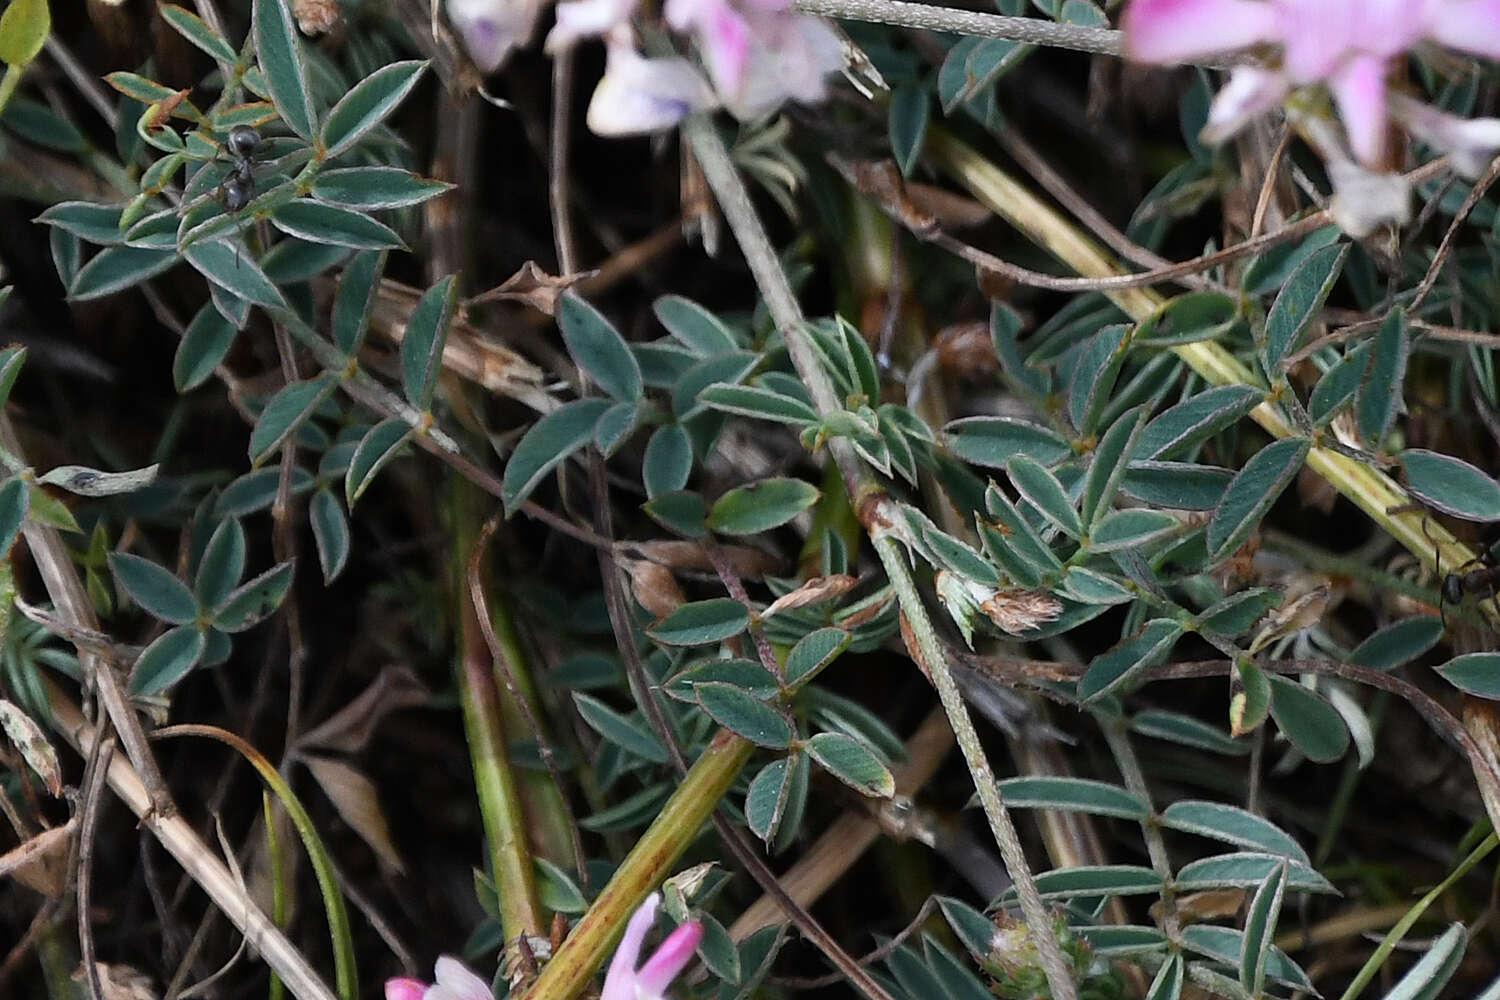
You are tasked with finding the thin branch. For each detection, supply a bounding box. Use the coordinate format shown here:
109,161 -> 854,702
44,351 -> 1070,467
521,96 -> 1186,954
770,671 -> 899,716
682,111 -> 1082,1000
1408,154 -> 1500,315
794,0 -> 1125,56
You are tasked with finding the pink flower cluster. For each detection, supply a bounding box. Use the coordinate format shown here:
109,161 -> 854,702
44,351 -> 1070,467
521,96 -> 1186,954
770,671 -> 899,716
1123,0 -> 1500,234
446,0 -> 843,136
385,893 -> 702,1000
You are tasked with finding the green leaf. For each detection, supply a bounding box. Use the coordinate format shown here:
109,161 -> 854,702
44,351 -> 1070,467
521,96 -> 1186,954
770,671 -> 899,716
593,401 -> 639,457
400,275 -> 458,409
672,351 -> 759,420
1134,291 -> 1240,347
1006,454 -> 1082,538
642,490 -> 707,538
320,60 -> 426,157
346,418 -> 412,505
572,693 -> 667,764
922,523 -> 1000,587
311,167 -> 453,209
253,0 -> 316,139
36,201 -> 125,245
0,0 -> 50,65
109,553 -> 197,624
937,896 -> 999,958
194,518 -> 246,609
1240,859 -> 1287,997
1089,509 -> 1181,552
1207,438 -> 1311,561
1077,925 -> 1169,958
647,598 -> 748,646
806,732 -> 893,797
1131,709 -> 1250,756
309,489 -> 350,582
1137,384 -> 1264,460
0,478 -> 28,556
925,940 -> 997,1000
270,200 -> 404,250
1121,460 -> 1231,510
707,478 -> 820,535
695,914 -> 740,984
666,658 -> 779,701
1159,800 -> 1308,863
888,85 -> 929,176
1067,323 -> 1129,436
1060,566 -> 1134,605
1436,652 -> 1500,698
697,682 -> 792,748
1268,674 -> 1348,761
697,383 -> 818,425
213,560 -> 294,632
1181,926 -> 1311,991
1349,617 -> 1443,672
784,628 -> 852,690
332,250 -> 386,356
1356,307 -> 1407,445
997,776 -> 1149,820
1082,405 -> 1146,528
1145,955 -> 1182,1000
1232,658 -> 1272,735
218,465 -> 315,517
1175,852 -> 1332,893
1309,341 -> 1372,427
159,5 -> 236,64
1197,588 -> 1281,638
1262,243 -> 1346,371
259,238 -> 350,284
1380,923 -> 1467,1000
1079,619 -> 1181,701
1400,449 -> 1500,521
128,626 -> 207,696
501,398 -> 611,515
1027,865 -> 1162,899
558,293 -> 642,402
69,246 -> 177,301
642,424 -> 692,499
182,240 -> 288,309
249,375 -> 337,463
654,295 -> 738,356
944,416 -> 1071,468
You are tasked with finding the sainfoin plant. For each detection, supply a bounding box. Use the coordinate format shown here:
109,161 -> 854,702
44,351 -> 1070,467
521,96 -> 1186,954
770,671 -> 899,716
8,0 -> 1500,997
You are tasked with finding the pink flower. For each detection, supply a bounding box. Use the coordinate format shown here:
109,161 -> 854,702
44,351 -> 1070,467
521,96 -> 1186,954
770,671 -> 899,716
601,892 -> 704,1000
445,0 -> 544,72
585,30 -> 719,136
545,0 -> 641,51
667,0 -> 844,120
384,957 -> 491,1000
1123,0 -> 1500,168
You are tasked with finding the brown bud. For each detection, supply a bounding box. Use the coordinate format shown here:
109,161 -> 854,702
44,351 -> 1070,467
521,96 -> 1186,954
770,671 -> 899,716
763,574 -> 858,618
625,559 -> 685,619
979,589 -> 1064,635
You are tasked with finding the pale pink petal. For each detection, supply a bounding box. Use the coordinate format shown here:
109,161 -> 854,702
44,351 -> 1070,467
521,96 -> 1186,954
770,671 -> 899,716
1391,94 -> 1500,178
545,0 -> 640,51
601,893 -> 663,1000
446,0 -> 542,71
386,979 -> 428,1000
1122,0 -> 1278,64
426,957 -> 491,1000
1327,158 -> 1411,237
1328,54 -> 1389,167
586,37 -> 717,136
634,921 -> 704,998
1200,67 -> 1289,143
1425,0 -> 1500,60
695,3 -> 752,96
718,10 -> 842,119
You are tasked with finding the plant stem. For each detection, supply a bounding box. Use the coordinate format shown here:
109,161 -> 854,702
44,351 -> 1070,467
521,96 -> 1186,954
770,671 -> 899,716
682,112 -> 1082,1000
794,0 -> 1123,56
516,732 -> 754,1000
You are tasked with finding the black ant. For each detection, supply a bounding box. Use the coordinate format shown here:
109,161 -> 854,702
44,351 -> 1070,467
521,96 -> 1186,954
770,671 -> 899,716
217,125 -> 260,265
1430,523 -> 1500,628
219,124 -> 260,213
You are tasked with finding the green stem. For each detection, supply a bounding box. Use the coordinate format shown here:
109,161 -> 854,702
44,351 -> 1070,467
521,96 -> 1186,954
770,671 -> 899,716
517,731 -> 754,1000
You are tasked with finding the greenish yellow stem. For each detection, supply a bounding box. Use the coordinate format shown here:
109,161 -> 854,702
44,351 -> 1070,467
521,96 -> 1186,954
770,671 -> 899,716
518,731 -> 755,1000
153,725 -> 357,1000
926,129 -> 1486,616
